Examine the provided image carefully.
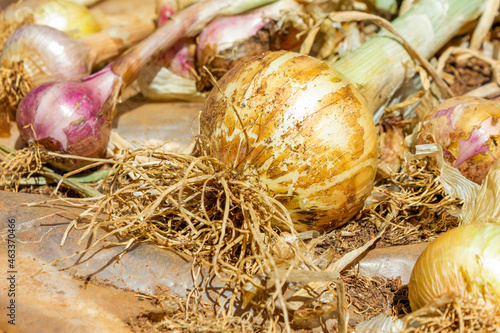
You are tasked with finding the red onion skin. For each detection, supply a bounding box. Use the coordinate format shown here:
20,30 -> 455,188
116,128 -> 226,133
16,66 -> 121,171
153,4 -> 195,79
158,2 -> 176,26
196,13 -> 268,60
419,96 -> 500,184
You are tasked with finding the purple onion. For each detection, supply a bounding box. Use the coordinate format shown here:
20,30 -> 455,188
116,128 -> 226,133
419,96 -> 500,184
16,66 -> 121,171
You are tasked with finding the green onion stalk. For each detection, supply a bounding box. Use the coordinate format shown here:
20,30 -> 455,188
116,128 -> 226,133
332,0 -> 485,122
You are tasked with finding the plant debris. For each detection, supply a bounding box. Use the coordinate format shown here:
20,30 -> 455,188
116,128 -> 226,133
0,61 -> 33,136
360,156 -> 462,246
0,11 -> 34,136
403,295 -> 500,333
57,141 -> 319,330
0,143 -> 103,197
129,289 -> 267,333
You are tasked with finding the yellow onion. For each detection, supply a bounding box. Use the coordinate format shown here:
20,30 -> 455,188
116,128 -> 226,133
408,223 -> 500,311
66,0 -> 101,6
200,51 -> 378,231
4,0 -> 100,38
419,96 -> 500,184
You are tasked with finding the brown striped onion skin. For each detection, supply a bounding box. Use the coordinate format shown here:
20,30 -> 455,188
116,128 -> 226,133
200,51 -> 378,232
408,223 -> 500,311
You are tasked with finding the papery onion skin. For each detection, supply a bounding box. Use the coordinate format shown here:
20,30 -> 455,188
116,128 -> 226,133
201,51 -> 378,232
419,96 -> 500,184
16,66 -> 120,171
408,223 -> 500,311
137,40 -> 206,102
1,24 -> 90,87
157,0 -> 177,26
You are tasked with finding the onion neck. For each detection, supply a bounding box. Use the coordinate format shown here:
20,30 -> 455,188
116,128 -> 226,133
111,0 -> 278,85
332,0 -> 485,114
79,21 -> 155,68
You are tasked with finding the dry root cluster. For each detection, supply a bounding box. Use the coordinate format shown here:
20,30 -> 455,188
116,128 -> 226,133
404,295 -> 500,333
362,157 -> 462,245
0,143 -> 45,191
130,291 -> 266,333
61,144 -> 311,319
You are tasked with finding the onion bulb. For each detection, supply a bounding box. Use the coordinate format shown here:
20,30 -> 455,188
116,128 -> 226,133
138,1 -> 201,102
137,39 -> 206,102
4,0 -> 101,38
1,22 -> 155,88
408,223 -> 500,311
16,66 -> 121,171
418,96 -> 500,184
1,24 -> 90,87
200,51 -> 378,231
138,0 -> 283,101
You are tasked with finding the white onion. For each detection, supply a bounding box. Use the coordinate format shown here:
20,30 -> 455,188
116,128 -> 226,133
1,24 -> 90,87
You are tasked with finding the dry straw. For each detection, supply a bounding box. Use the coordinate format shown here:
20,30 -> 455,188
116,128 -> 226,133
0,11 -> 34,134
362,156 -> 462,245
56,138 -> 314,330
402,294 -> 500,333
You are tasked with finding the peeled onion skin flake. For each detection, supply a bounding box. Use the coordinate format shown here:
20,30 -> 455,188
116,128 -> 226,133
419,96 -> 500,184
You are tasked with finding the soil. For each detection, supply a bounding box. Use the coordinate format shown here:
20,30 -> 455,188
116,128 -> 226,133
443,55 -> 492,96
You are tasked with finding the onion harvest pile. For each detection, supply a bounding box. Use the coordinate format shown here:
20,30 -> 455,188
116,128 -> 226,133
200,51 -> 377,231
14,0 -> 278,170
11,0 -> 486,232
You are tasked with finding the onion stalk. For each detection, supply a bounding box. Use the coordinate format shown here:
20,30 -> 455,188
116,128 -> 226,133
16,0 -> 278,170
332,0 -> 485,119
1,22 -> 155,87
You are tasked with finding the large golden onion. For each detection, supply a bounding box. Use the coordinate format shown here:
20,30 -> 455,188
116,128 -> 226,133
200,51 -> 378,231
408,223 -> 500,311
